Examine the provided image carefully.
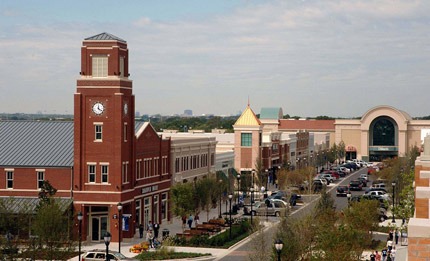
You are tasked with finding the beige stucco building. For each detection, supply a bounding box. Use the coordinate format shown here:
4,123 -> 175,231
335,105 -> 430,162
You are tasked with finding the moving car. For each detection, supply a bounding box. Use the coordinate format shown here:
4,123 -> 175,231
349,180 -> 363,191
364,190 -> 389,200
336,185 -> 350,197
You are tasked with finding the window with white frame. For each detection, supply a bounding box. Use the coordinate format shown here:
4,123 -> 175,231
101,164 -> 109,183
95,124 -> 103,141
92,55 -> 108,77
37,171 -> 45,188
88,164 -> 96,183
6,171 -> 13,189
122,162 -> 129,183
154,157 -> 159,176
120,57 -> 125,77
161,193 -> 168,220
123,123 -> 127,142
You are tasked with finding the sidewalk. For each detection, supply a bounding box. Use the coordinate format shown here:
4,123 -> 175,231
361,218 -> 408,261
70,205 -> 235,260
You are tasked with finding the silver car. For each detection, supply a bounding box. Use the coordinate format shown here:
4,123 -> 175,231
252,199 -> 289,217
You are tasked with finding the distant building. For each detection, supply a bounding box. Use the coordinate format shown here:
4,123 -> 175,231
183,109 -> 193,116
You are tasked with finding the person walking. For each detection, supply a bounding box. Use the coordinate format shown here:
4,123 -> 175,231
375,250 -> 381,261
387,237 -> 393,251
194,214 -> 200,226
187,214 -> 193,229
381,247 -> 388,261
138,223 -> 144,238
146,229 -> 154,248
181,215 -> 187,230
395,229 -> 400,245
153,222 -> 160,239
391,246 -> 396,261
369,251 -> 376,261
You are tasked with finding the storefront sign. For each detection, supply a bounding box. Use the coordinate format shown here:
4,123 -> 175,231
142,185 -> 158,194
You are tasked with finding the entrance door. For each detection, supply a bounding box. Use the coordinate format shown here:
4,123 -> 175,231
144,197 -> 151,230
91,216 -> 108,241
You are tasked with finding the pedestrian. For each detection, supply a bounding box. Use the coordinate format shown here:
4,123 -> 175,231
146,229 -> 154,248
381,247 -> 388,261
388,230 -> 394,241
386,237 -> 393,251
394,229 -> 400,245
391,246 -> 396,261
153,222 -> 160,239
187,214 -> 193,229
181,215 -> 187,230
147,220 -> 153,231
375,250 -> 381,261
387,251 -> 392,261
370,251 -> 376,261
194,213 -> 200,226
138,223 -> 144,238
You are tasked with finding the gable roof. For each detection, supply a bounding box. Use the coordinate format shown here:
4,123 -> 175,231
0,121 -> 74,167
1,120 -> 145,168
234,106 -> 261,126
260,107 -> 283,120
84,32 -> 126,43
279,119 -> 335,131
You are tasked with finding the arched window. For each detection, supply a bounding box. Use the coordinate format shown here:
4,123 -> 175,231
372,118 -> 395,146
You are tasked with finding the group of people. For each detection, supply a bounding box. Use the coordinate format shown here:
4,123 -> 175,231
181,213 -> 200,230
139,221 -> 161,249
369,229 -> 401,261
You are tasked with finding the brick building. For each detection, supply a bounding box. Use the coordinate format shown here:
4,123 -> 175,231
0,33 -> 172,243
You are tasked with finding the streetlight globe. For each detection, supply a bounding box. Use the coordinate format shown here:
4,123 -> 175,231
274,238 -> 284,252
77,211 -> 83,221
104,232 -> 111,245
228,194 -> 233,199
392,182 -> 396,187
237,174 -> 241,179
117,202 -> 123,211
250,187 -> 254,192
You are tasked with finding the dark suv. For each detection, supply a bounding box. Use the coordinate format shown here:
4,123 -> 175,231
349,180 -> 363,191
336,185 -> 350,197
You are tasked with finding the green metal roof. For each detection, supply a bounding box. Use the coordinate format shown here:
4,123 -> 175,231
260,107 -> 283,120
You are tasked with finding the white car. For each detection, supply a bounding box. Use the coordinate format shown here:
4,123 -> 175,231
360,174 -> 369,181
364,190 -> 389,200
339,166 -> 350,174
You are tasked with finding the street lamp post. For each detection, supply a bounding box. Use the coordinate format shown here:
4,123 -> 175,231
77,212 -> 83,261
274,239 -> 284,261
117,202 -> 123,253
392,182 -> 396,223
250,187 -> 254,225
219,179 -> 223,218
228,194 -> 233,239
104,232 -> 111,261
261,186 -> 268,222
237,174 -> 241,206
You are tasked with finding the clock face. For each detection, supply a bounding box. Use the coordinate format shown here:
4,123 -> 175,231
92,102 -> 104,115
124,103 -> 128,114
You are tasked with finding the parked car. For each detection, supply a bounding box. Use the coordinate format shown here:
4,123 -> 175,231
364,190 -> 389,200
82,249 -> 134,261
359,174 -> 369,181
314,178 -> 328,186
324,170 -> 340,180
252,199 -> 289,217
365,187 -> 387,194
349,180 -> 363,191
336,185 -> 350,197
312,179 -> 325,192
318,174 -> 334,184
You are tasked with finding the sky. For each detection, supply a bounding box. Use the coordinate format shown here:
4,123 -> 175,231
0,0 -> 429,118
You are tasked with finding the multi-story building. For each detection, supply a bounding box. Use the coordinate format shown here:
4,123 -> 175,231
0,33 -> 172,243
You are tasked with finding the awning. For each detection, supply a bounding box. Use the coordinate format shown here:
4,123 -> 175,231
0,197 -> 73,214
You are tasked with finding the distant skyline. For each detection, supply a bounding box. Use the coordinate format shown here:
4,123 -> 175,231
1,1 -> 429,118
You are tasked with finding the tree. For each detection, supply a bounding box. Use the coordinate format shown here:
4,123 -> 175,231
170,183 -> 195,221
32,200 -> 74,260
337,141 -> 346,163
194,177 -> 219,221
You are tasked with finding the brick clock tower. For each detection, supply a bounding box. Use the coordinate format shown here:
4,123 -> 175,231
74,33 -> 135,242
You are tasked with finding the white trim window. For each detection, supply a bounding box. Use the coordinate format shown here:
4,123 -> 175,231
95,124 -> 103,141
92,55 -> 108,77
88,164 -> 96,183
37,171 -> 45,189
101,164 -> 109,183
6,171 -> 13,189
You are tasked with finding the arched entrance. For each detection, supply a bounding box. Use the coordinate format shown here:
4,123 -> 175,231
369,116 -> 398,161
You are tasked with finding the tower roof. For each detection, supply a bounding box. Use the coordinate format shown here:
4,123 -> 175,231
84,32 -> 126,43
260,107 -> 283,120
234,106 -> 261,126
